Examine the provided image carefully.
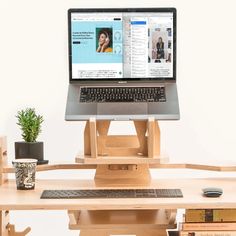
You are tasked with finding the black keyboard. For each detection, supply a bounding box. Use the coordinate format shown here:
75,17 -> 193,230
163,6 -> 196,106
40,189 -> 183,199
79,87 -> 166,103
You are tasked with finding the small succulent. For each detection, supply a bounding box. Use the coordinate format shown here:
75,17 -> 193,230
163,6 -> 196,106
16,108 -> 43,142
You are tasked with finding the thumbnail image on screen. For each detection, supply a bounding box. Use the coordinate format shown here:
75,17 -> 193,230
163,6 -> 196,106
96,28 -> 113,53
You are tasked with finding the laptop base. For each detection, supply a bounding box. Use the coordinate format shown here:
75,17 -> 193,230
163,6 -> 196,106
65,82 -> 180,121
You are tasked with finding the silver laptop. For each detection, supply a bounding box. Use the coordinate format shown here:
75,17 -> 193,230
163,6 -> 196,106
65,8 -> 179,121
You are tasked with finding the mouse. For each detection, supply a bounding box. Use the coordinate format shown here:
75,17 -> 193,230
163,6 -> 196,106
202,187 -> 223,197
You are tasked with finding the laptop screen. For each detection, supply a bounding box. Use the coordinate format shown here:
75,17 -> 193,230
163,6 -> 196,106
68,8 -> 176,81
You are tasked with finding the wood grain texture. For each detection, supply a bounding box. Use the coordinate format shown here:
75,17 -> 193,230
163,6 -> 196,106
1,178 -> 236,211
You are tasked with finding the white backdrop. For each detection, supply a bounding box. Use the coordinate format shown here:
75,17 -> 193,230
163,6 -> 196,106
1,0 -> 236,235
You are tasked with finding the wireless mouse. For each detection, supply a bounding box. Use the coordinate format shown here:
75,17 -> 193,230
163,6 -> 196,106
202,187 -> 223,197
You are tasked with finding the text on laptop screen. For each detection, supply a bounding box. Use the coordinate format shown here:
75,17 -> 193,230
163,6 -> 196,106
70,12 -> 174,79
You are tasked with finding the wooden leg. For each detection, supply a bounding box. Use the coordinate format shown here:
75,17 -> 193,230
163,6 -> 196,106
89,118 -> 98,158
1,210 -> 31,236
0,210 -> 9,236
7,225 -> 31,236
134,120 -> 148,156
148,117 -> 155,158
148,118 -> 160,158
97,120 -> 110,156
154,120 -> 161,156
84,121 -> 91,156
0,136 -> 8,186
68,210 -> 81,228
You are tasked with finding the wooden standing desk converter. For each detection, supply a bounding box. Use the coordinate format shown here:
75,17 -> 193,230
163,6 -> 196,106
1,119 -> 236,236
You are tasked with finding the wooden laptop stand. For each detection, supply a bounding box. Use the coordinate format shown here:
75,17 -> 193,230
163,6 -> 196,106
76,117 -> 168,186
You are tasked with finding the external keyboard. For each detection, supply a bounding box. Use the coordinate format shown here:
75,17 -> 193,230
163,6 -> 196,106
79,87 -> 166,103
40,189 -> 183,199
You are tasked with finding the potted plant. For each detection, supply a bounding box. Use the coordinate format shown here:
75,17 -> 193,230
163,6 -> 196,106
15,108 -> 48,165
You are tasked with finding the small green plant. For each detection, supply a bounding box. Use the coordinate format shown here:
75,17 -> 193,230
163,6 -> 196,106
16,108 -> 44,142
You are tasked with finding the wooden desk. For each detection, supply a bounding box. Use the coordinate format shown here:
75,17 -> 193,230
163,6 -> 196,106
1,135 -> 236,235
1,177 -> 236,236
0,178 -> 236,211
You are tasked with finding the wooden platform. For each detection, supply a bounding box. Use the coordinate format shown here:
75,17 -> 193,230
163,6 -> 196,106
3,161 -> 236,174
75,154 -> 169,165
68,209 -> 176,230
68,209 -> 177,236
2,177 -> 236,235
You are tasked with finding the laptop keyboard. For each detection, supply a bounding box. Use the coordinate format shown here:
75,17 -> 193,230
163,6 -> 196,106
79,87 -> 166,103
40,189 -> 183,199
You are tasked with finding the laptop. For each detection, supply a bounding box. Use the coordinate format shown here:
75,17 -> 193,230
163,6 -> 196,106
65,8 -> 179,120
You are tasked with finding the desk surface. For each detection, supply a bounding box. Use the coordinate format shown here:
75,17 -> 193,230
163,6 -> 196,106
0,178 -> 236,211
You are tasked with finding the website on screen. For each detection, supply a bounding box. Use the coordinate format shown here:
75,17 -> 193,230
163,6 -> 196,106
71,12 -> 173,79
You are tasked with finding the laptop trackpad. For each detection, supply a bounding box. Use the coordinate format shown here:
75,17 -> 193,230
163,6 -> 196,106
97,103 -> 148,115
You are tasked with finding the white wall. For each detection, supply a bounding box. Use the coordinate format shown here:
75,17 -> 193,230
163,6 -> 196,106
1,0 -> 236,235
